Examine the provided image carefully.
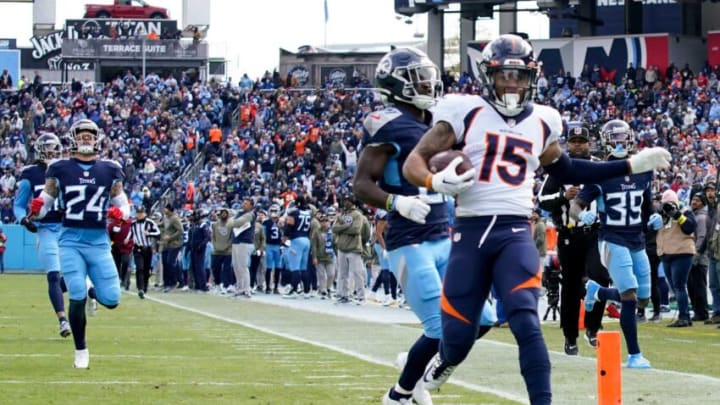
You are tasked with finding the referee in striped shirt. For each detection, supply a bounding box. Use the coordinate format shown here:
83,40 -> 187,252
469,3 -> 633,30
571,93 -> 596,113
132,206 -> 161,298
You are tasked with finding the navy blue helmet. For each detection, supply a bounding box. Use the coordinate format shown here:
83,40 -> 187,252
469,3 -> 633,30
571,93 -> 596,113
375,47 -> 442,110
34,132 -> 62,162
476,34 -> 539,117
600,119 -> 634,158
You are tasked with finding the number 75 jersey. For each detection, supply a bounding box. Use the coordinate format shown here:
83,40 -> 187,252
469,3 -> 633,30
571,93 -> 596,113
46,158 -> 125,229
433,95 -> 562,218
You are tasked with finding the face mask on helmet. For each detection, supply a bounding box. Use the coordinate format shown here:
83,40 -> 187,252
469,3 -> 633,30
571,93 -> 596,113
601,120 -> 634,158
477,35 -> 538,117
376,48 -> 443,111
34,133 -> 62,163
69,120 -> 103,155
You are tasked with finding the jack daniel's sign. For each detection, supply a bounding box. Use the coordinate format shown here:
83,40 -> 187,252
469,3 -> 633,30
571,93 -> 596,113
22,30 -> 93,71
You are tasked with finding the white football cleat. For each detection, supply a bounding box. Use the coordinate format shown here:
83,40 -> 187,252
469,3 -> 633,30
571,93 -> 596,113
73,348 -> 89,369
422,353 -> 455,391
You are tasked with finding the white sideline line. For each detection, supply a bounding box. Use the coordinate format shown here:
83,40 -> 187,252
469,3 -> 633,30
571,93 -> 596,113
146,295 -> 529,404
0,380 -> 378,388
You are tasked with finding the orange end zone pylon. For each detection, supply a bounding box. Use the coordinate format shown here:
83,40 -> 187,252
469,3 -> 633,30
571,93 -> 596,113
597,331 -> 622,405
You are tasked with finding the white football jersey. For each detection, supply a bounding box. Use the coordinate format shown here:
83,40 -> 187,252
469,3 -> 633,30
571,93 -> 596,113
433,94 -> 562,218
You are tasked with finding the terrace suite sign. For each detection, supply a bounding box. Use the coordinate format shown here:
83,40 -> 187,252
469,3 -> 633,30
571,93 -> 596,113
101,43 -> 168,54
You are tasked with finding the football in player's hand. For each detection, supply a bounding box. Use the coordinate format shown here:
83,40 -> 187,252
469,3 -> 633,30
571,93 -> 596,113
428,150 -> 473,175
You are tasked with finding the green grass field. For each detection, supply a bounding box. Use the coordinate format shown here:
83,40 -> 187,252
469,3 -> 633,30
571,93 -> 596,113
2,273 -> 720,404
0,274 -> 512,405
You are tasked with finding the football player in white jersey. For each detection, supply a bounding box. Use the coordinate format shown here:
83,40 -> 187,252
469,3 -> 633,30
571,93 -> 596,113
402,34 -> 671,404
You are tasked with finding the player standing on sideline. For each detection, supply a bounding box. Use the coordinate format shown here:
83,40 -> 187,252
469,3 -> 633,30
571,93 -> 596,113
263,204 -> 284,294
283,195 -> 313,298
29,119 -> 129,369
353,47 -> 495,405
538,122 -> 610,354
14,133 -> 73,337
402,35 -> 671,404
572,119 -> 654,368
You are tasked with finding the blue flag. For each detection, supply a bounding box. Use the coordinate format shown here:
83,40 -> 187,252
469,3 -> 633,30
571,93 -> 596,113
324,0 -> 329,23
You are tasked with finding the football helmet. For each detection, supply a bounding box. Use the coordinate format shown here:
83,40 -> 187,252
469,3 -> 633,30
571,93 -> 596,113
269,204 -> 281,218
375,47 -> 442,110
600,119 -> 634,158
476,34 -> 539,117
34,132 -> 62,163
68,119 -> 103,155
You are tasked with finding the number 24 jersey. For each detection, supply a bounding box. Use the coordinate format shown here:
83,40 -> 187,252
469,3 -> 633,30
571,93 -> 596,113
46,158 -> 125,229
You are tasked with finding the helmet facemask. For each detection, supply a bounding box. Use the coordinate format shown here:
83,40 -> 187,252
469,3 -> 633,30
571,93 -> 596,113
393,63 -> 443,110
69,120 -> 103,155
601,120 -> 634,158
35,134 -> 62,163
480,63 -> 537,117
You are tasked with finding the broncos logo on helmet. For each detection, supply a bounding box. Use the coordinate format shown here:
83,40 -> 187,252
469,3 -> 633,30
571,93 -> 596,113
600,119 -> 634,159
375,47 -> 442,110
34,132 -> 62,163
476,34 -> 539,117
68,119 -> 103,155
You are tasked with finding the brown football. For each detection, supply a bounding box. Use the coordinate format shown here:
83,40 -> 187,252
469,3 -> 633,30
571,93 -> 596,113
428,150 -> 473,174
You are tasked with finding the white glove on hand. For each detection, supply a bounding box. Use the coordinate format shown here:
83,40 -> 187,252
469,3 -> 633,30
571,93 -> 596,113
578,210 -> 596,225
628,147 -> 672,173
394,194 -> 431,224
431,157 -> 476,196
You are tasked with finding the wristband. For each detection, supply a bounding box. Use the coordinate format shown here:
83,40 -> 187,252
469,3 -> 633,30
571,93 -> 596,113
385,194 -> 394,211
425,173 -> 434,191
677,214 -> 687,225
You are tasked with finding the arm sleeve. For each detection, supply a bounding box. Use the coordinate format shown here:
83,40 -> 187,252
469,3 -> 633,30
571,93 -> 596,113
577,184 -> 601,205
13,179 -> 31,221
679,209 -> 697,235
543,153 -> 630,185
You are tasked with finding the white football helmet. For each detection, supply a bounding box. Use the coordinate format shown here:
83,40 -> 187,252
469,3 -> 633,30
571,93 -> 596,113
68,119 -> 103,155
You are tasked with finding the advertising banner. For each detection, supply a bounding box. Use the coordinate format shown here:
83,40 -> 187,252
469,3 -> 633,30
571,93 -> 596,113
62,39 -> 208,60
319,65 -> 355,86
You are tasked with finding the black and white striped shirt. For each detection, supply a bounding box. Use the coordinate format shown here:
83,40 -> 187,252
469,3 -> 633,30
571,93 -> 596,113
131,218 -> 161,247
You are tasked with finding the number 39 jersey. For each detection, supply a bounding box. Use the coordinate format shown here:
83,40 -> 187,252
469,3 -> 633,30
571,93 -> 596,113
46,158 -> 125,229
578,171 -> 653,251
433,95 -> 562,218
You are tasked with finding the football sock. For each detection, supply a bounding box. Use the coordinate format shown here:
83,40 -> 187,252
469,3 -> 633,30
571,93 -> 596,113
390,275 -> 398,299
290,271 -> 300,292
598,286 -> 621,303
300,271 -> 310,293
388,385 -> 412,401
509,310 -> 551,405
621,300 -> 640,355
381,269 -> 390,295
398,335 -> 439,392
68,299 -> 87,350
47,272 -> 66,313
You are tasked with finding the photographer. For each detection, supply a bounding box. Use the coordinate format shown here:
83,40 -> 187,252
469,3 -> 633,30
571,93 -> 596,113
651,189 -> 697,327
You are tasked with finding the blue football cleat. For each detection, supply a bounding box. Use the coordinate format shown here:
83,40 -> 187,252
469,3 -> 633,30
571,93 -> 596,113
585,280 -> 601,311
627,353 -> 651,369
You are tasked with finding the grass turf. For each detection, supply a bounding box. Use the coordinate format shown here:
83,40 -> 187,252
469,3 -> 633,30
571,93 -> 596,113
0,274 -> 517,405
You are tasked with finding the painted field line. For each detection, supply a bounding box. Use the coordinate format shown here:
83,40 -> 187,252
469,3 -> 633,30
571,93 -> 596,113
146,294 -> 529,404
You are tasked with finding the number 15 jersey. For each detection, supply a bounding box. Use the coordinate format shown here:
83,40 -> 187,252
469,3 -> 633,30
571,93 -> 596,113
46,158 -> 125,230
433,95 -> 562,218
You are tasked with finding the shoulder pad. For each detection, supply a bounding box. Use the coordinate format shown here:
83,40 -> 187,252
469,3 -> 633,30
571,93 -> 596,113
363,108 -> 403,138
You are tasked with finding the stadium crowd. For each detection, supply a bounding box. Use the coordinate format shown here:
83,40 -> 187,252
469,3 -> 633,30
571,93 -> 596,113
2,57 -> 720,324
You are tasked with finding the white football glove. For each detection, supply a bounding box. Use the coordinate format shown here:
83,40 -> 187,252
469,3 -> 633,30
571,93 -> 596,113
430,157 -> 476,196
394,194 -> 431,224
628,147 -> 672,173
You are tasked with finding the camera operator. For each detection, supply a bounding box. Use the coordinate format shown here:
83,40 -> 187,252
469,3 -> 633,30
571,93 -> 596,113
538,122 -> 609,355
652,189 -> 697,327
